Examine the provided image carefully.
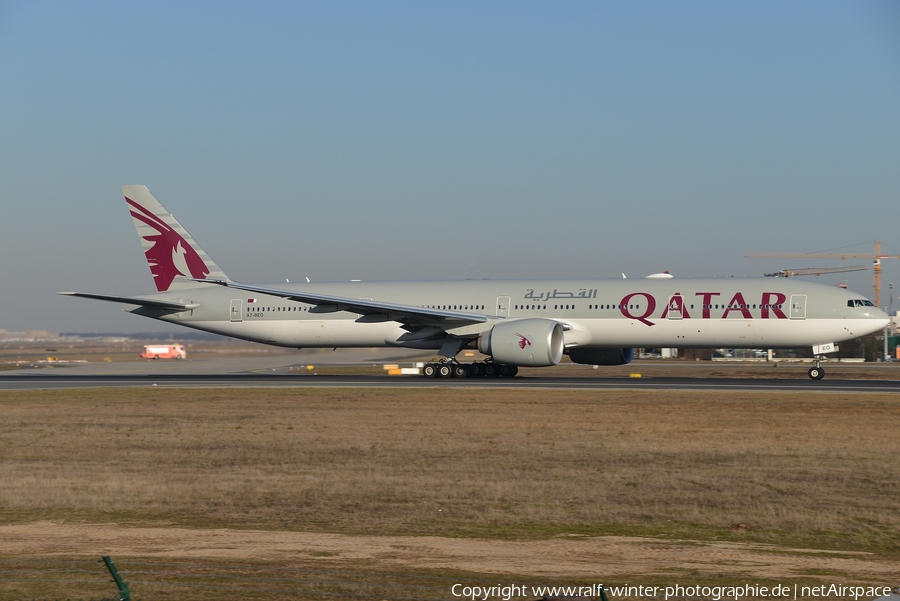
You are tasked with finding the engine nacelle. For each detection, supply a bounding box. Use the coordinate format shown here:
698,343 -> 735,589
567,347 -> 635,366
477,318 -> 564,367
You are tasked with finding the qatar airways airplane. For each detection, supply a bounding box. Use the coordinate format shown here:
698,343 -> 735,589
61,185 -> 889,380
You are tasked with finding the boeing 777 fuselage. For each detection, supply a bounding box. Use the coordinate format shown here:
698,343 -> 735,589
61,186 -> 890,380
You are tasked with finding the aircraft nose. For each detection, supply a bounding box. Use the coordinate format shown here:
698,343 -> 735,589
872,307 -> 891,330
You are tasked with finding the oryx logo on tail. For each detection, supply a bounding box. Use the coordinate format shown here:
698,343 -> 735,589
126,197 -> 209,291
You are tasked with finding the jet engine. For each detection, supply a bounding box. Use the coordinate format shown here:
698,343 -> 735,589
567,347 -> 635,365
477,319 -> 564,367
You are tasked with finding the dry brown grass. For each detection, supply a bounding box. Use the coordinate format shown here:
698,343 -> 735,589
0,555 -> 507,601
0,387 -> 898,555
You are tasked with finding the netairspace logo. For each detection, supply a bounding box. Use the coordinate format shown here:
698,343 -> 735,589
450,582 -> 896,601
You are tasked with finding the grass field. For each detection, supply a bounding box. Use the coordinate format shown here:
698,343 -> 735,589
1,387 -> 898,599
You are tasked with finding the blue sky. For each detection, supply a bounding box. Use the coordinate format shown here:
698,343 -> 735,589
1,1 -> 898,332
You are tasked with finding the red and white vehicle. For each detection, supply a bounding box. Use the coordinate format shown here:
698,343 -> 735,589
140,344 -> 186,360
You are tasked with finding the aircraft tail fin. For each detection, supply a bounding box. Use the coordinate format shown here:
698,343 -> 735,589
122,185 -> 229,292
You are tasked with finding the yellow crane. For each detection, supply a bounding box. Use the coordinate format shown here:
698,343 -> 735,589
763,265 -> 868,278
747,240 -> 900,307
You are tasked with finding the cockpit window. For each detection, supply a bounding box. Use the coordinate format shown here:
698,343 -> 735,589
849,299 -> 875,307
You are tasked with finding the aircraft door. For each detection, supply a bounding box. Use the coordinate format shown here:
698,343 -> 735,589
230,299 -> 243,322
789,294 -> 807,320
496,296 -> 511,318
667,294 -> 684,320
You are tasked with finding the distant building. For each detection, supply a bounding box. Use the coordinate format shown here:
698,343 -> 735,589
0,329 -> 59,342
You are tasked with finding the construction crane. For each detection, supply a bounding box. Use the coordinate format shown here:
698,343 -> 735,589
764,265 -> 868,278
747,240 -> 900,307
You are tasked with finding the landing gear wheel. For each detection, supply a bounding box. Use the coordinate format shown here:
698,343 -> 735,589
483,363 -> 499,377
423,363 -> 438,378
808,366 -> 824,380
453,365 -> 468,378
496,365 -> 519,377
437,364 -> 452,378
468,363 -> 483,377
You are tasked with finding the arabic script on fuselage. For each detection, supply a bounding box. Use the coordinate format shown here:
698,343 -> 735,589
522,289 -> 789,327
524,288 -> 598,301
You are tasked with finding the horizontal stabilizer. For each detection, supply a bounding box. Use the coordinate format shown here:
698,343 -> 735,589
58,292 -> 199,311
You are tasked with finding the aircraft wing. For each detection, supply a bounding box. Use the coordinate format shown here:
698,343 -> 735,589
201,280 -> 488,326
58,292 -> 199,311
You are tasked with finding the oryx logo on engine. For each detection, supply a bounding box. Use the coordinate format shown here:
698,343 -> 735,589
516,333 -> 532,349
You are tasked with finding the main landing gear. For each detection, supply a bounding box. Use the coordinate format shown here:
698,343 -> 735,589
423,361 -> 519,378
808,356 -> 826,380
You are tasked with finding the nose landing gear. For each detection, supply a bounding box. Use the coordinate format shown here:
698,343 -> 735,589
808,355 -> 826,380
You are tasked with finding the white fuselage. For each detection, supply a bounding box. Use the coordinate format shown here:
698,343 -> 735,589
136,277 -> 888,351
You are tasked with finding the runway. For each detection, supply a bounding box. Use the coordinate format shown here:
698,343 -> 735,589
4,350 -> 899,392
3,372 -> 900,392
